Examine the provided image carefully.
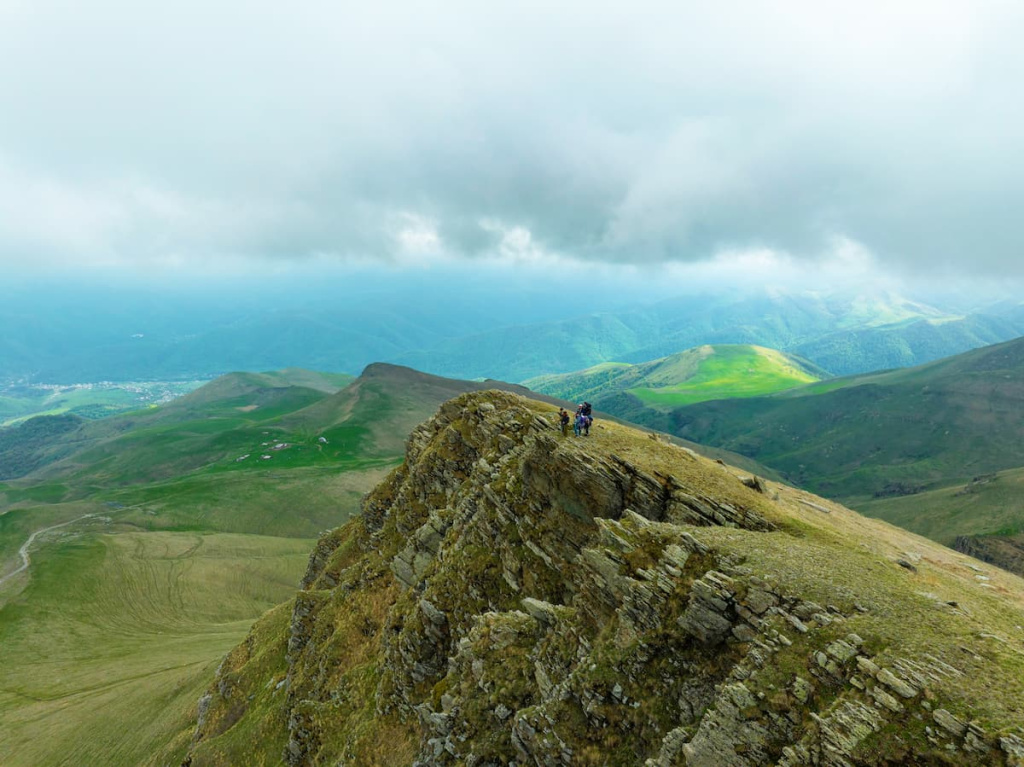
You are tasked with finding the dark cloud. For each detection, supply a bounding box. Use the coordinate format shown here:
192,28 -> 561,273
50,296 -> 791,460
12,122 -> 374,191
1,1 -> 1022,276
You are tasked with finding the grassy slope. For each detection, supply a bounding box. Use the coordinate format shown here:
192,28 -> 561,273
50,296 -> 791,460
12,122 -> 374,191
0,363 -> 607,766
620,337 -> 1024,499
855,467 -> 1024,545
0,531 -> 313,767
526,344 -> 825,410
0,370 -> 391,766
184,392 -> 1024,766
589,337 -> 1024,561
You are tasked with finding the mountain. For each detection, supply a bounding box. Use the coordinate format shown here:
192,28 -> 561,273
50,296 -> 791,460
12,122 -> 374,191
588,337 -> 1024,577
0,362 -> 771,766
525,344 -> 827,410
395,291 -> 1024,382
608,336 -> 1024,499
181,390 -> 1024,766
7,282 -> 1024,386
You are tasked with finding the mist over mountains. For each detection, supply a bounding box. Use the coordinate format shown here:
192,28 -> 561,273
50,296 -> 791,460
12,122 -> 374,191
4,273 -> 1023,385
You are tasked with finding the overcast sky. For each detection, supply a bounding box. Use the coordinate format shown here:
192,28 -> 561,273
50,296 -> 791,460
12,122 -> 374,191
1,1 -> 1022,285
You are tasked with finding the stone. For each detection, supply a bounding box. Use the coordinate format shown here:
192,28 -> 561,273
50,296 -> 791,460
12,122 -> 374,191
933,709 -> 967,737
869,686 -> 903,713
877,668 -> 918,699
792,676 -> 813,704
522,597 -> 561,626
856,657 -> 881,677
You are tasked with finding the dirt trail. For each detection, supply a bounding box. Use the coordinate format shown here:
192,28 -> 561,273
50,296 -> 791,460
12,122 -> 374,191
0,513 -> 98,588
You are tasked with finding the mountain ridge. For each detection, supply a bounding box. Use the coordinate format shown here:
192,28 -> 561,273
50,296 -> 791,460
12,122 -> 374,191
181,389 -> 1024,766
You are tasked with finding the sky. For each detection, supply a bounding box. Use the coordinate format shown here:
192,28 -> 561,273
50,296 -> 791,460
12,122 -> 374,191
1,1 -> 1023,290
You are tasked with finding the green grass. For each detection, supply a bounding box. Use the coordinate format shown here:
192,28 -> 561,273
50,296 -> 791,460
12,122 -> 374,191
0,530 -> 314,767
527,344 -> 825,410
854,467 -> 1024,546
628,346 -> 821,408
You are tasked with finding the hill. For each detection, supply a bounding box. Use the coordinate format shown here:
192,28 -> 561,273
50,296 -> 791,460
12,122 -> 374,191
180,390 -> 1024,766
0,365 -> 534,765
526,344 -> 827,410
591,337 -> 1024,575
609,337 -> 1024,500
0,362 -> 776,766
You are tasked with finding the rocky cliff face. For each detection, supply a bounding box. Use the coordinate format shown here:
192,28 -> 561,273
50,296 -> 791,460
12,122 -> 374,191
183,391 -> 1024,766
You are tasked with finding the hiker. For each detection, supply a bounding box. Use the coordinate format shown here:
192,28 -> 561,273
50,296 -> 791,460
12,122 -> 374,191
581,402 -> 593,436
558,408 -> 570,436
574,411 -> 586,437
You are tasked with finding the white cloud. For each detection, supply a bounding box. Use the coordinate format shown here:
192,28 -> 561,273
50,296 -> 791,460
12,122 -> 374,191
1,0 -> 1022,279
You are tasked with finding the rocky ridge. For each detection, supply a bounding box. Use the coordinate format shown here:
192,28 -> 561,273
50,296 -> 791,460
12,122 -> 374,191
184,390 -> 1024,766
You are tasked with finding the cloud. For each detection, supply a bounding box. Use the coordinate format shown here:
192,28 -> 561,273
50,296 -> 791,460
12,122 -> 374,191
1,0 -> 1023,277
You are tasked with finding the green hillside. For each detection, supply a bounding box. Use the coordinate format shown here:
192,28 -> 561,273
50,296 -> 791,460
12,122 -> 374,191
595,337 -> 1024,566
1,362 -> 663,766
0,365 -> 457,766
854,468 -> 1024,577
180,390 -> 1024,766
527,344 -> 826,409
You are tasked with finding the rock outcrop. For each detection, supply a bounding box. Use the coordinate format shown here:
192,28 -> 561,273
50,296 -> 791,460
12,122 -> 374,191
183,391 -> 1024,766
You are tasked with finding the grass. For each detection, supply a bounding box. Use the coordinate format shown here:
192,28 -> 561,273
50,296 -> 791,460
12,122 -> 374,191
527,344 -> 825,410
0,530 -> 314,767
628,346 -> 821,408
853,467 -> 1024,546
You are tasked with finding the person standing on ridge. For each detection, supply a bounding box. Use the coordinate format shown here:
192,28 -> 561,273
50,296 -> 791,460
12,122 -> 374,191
559,408 -> 570,436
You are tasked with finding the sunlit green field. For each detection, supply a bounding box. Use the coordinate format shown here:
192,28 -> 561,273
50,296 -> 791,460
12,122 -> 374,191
527,344 -> 825,410
628,346 -> 820,409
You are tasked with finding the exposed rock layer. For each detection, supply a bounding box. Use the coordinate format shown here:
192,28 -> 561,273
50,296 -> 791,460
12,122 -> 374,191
184,391 -> 1024,767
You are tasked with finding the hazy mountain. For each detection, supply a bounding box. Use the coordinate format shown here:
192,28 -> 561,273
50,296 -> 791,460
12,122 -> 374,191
396,291 -> 1024,381
6,278 -> 1024,387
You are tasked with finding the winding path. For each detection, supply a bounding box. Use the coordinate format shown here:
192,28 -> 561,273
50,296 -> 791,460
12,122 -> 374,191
0,513 -> 98,588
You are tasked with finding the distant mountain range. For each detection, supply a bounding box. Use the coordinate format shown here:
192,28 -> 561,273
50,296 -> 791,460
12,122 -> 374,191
5,283 -> 1024,384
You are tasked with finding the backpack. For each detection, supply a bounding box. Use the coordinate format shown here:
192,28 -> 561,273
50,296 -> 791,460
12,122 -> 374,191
582,402 -> 592,417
